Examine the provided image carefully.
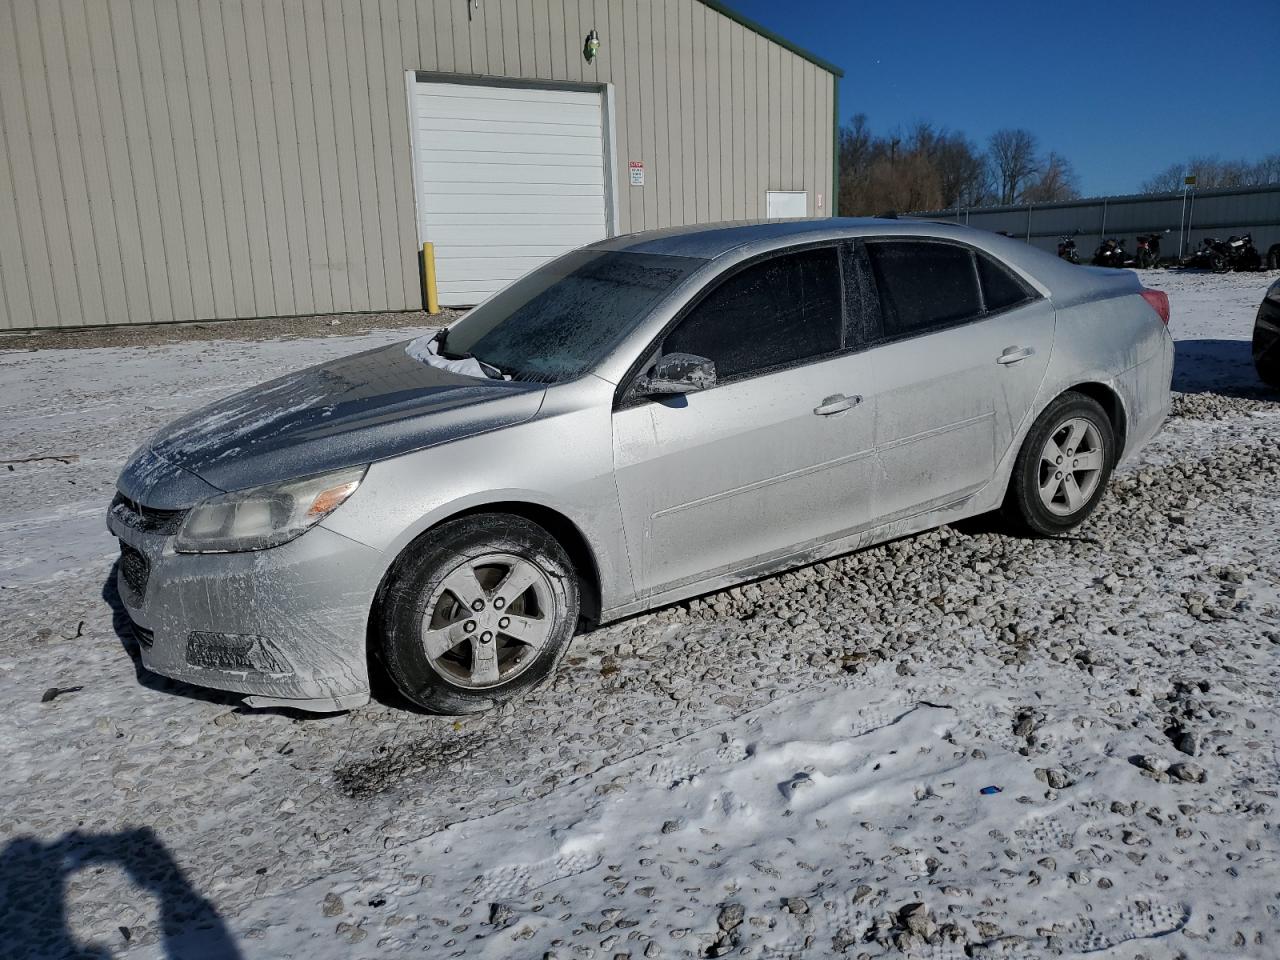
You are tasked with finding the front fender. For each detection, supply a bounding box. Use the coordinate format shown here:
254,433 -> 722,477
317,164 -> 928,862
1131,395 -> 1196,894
320,402 -> 635,615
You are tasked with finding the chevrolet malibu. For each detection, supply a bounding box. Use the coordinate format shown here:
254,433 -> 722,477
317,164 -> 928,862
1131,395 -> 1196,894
108,219 -> 1173,714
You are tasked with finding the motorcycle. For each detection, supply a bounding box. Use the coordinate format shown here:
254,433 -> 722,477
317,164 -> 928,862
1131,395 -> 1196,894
1226,233 -> 1262,271
1185,237 -> 1230,272
1135,233 -> 1163,269
1057,236 -> 1081,264
1187,238 -> 1259,273
1092,237 -> 1128,268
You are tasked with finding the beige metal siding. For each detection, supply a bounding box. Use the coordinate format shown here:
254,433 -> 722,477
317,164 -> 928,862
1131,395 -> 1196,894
0,0 -> 836,330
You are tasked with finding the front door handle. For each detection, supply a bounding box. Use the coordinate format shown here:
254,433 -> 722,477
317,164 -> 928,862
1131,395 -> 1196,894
997,346 -> 1035,364
813,393 -> 862,416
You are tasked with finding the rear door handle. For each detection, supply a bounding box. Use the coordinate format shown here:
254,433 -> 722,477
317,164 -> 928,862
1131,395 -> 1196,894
813,393 -> 862,416
997,346 -> 1035,364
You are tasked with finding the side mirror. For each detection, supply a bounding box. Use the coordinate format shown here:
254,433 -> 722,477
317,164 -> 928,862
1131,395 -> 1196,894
636,352 -> 716,396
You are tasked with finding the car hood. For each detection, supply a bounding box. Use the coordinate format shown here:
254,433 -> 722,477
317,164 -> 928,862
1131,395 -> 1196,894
120,341 -> 544,506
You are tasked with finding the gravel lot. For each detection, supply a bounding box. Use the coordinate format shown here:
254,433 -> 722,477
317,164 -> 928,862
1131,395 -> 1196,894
1,270 -> 1278,960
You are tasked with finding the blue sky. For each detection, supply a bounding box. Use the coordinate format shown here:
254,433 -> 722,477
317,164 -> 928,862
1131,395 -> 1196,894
725,0 -> 1280,197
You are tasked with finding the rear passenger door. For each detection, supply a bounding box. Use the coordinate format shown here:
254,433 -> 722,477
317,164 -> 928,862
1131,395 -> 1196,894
858,238 -> 1055,520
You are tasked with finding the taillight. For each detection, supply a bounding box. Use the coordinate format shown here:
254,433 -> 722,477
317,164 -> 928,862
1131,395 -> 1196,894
1140,288 -> 1170,325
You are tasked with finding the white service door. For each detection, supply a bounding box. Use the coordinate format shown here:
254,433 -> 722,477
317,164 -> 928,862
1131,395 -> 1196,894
766,191 -> 808,219
411,80 -> 611,306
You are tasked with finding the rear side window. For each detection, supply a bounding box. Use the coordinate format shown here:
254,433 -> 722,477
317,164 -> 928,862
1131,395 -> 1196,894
977,252 -> 1033,312
663,247 -> 842,382
865,240 -> 983,339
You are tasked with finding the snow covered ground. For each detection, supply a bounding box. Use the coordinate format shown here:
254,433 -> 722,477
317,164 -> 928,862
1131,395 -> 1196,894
1,269 -> 1278,960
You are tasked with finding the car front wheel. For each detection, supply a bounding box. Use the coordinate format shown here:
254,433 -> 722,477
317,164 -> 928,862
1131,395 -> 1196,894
378,514 -> 580,714
1003,392 -> 1115,536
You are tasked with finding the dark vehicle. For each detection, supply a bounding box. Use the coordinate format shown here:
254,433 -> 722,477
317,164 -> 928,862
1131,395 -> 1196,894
1226,233 -> 1262,271
1135,234 -> 1163,269
1057,235 -> 1081,264
1092,238 -> 1128,268
1255,278 -> 1280,389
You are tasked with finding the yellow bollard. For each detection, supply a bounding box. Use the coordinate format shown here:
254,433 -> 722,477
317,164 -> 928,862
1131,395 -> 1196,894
422,241 -> 440,315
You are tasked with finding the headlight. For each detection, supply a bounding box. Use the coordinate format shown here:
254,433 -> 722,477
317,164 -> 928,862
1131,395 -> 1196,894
174,466 -> 367,553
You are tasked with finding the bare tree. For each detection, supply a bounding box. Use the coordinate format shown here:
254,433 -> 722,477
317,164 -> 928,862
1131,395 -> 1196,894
988,129 -> 1039,205
837,113 -> 876,215
1140,163 -> 1186,194
836,116 -> 1068,214
1020,152 -> 1080,203
1141,153 -> 1280,194
1252,153 -> 1280,185
935,135 -> 993,207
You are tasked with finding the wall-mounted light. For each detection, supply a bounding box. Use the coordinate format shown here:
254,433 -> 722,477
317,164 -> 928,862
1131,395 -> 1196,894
584,29 -> 600,63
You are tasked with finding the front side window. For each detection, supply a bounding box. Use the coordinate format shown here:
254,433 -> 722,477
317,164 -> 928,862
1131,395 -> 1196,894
441,249 -> 705,383
662,246 -> 843,382
865,240 -> 983,339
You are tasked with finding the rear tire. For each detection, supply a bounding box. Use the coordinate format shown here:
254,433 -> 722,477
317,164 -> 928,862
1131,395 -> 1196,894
378,514 -> 580,714
1002,392 -> 1116,536
1256,328 -> 1280,390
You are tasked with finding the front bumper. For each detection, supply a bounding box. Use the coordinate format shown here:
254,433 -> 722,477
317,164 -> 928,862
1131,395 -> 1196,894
107,510 -> 384,710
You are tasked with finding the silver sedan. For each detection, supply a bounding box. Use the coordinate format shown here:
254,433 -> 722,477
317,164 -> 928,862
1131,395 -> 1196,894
108,219 -> 1173,713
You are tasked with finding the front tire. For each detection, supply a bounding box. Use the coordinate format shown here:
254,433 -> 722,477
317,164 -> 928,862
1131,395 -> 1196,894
1002,392 -> 1115,536
1256,328 -> 1280,390
378,514 -> 580,714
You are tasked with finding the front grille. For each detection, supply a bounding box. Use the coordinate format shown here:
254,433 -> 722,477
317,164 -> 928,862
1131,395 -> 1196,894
119,543 -> 151,600
110,492 -> 188,536
186,632 -> 289,674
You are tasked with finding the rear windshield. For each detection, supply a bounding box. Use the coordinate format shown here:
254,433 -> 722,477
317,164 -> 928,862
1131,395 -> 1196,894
440,249 -> 705,383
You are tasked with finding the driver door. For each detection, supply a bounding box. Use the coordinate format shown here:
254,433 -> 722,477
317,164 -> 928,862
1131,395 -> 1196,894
611,245 -> 880,600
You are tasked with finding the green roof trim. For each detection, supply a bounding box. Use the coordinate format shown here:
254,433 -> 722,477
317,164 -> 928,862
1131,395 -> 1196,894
832,80 -> 840,216
696,1 -> 845,77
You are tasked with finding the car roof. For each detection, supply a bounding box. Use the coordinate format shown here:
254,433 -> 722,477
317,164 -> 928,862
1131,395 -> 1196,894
592,217 -> 1023,261
591,217 -> 1136,306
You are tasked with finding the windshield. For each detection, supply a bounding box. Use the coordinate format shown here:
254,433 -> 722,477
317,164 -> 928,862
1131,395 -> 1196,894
440,249 -> 705,383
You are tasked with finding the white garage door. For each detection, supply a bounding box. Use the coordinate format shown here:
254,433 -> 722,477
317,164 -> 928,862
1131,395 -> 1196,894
410,80 -> 612,306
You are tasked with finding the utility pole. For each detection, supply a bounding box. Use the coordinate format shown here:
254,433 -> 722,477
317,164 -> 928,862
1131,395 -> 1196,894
1179,174 -> 1196,258
1185,176 -> 1197,256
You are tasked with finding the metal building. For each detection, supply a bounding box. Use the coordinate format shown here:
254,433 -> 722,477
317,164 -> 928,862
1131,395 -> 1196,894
0,0 -> 841,330
911,184 -> 1280,264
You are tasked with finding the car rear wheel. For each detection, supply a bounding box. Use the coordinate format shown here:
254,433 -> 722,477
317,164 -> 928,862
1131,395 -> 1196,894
1002,392 -> 1115,536
378,514 -> 579,714
1256,328 -> 1280,390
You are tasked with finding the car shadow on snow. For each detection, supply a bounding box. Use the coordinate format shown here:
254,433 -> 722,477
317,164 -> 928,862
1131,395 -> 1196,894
0,827 -> 243,959
1174,338 -> 1273,397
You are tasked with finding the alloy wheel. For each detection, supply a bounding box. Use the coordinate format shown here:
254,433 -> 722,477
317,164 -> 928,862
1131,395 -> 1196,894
1038,417 -> 1105,517
421,552 -> 555,689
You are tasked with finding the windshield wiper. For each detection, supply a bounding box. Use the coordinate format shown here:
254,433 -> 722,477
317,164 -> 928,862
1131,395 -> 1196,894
432,329 -> 505,379
432,327 -> 461,357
